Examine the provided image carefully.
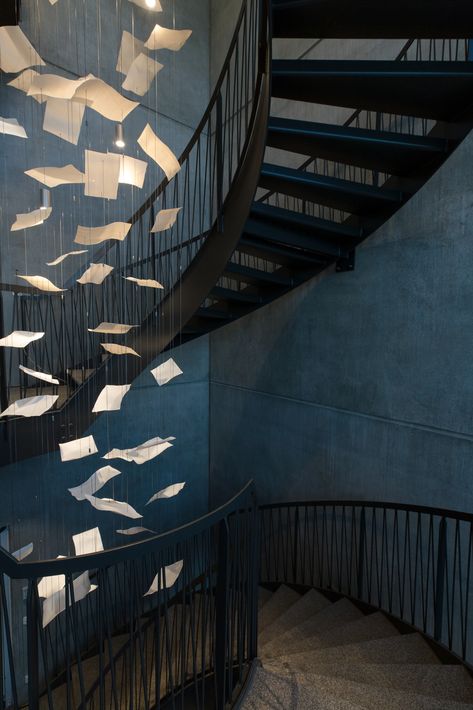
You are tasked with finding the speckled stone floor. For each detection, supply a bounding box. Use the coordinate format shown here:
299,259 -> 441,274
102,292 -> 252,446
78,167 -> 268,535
242,586 -> 473,709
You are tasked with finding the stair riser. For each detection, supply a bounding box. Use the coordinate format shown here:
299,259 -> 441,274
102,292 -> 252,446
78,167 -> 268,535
272,0 -> 473,39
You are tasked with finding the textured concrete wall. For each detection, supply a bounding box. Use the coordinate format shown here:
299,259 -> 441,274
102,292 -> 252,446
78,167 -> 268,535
209,122 -> 473,513
0,0 -> 209,281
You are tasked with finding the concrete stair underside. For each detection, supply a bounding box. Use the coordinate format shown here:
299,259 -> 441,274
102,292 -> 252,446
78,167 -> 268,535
243,585 -> 473,709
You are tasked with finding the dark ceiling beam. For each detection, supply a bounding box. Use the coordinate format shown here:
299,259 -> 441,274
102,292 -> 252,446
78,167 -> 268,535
0,0 -> 20,27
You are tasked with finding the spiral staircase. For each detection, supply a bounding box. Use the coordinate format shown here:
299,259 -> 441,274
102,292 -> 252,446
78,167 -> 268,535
2,0 -> 473,463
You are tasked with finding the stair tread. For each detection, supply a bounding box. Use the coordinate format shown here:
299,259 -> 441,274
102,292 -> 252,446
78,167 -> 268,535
259,588 -> 331,648
250,202 -> 360,238
243,666 -> 364,709
266,669 -> 473,710
259,584 -> 301,632
261,162 -> 403,201
289,662 -> 473,702
263,610 -> 398,659
271,60 -> 473,121
272,0 -> 473,40
266,116 -> 448,174
262,632 -> 440,667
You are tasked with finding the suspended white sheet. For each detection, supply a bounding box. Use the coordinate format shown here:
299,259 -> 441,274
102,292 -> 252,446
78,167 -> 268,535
0,26 -> 44,73
88,322 -> 137,335
0,394 -> 58,418
37,556 -> 66,598
59,435 -> 98,462
124,276 -> 163,289
18,275 -> 65,293
145,25 -> 192,52
137,124 -> 180,181
25,164 -> 84,188
0,331 -> 44,348
27,73 -> 90,100
0,117 -> 27,139
68,465 -> 121,501
11,207 -> 52,231
84,150 -> 121,199
84,494 -> 142,519
92,384 -> 131,413
146,482 -> 186,505
116,526 -> 155,536
144,560 -> 183,596
116,31 -> 145,75
118,154 -> 148,188
77,263 -> 114,285
43,98 -> 85,145
150,358 -> 183,386
101,343 -> 141,357
72,527 -> 104,556
42,572 -> 97,628
19,365 -> 59,385
46,250 -> 88,267
129,0 -> 163,11
150,207 -> 181,232
75,222 -> 131,245
122,53 -> 163,96
73,76 -> 139,122
103,436 -> 175,465
7,69 -> 45,101
12,542 -> 33,561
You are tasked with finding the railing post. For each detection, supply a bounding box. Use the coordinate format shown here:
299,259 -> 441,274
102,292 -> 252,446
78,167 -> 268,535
216,91 -> 224,233
249,495 -> 259,661
215,518 -> 229,708
292,507 -> 299,584
434,517 -> 447,642
357,508 -> 366,600
26,581 -> 40,710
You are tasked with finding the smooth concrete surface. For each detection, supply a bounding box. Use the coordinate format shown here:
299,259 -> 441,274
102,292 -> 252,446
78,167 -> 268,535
209,116 -> 473,512
0,0 -> 209,281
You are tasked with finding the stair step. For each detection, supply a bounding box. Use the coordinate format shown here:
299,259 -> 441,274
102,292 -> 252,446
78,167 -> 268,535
274,670 -> 473,710
263,598 -> 363,655
259,588 -> 331,648
245,215 -> 358,262
272,0 -> 473,39
259,584 -> 301,632
271,60 -> 473,121
263,610 -> 398,659
259,163 -> 404,215
210,285 -> 262,304
263,632 -> 441,668
243,666 -> 363,709
224,261 -> 292,287
239,234 -> 330,268
267,117 -> 449,176
250,202 -> 361,240
302,662 -> 473,703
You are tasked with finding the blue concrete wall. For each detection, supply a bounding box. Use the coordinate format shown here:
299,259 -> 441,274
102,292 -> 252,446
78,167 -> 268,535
209,127 -> 473,513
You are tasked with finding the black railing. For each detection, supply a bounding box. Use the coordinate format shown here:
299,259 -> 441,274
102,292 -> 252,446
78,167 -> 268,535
260,500 -> 473,669
0,481 -> 257,709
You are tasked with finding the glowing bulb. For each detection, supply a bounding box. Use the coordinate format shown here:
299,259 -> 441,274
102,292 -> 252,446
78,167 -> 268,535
145,0 -> 157,7
114,124 -> 125,149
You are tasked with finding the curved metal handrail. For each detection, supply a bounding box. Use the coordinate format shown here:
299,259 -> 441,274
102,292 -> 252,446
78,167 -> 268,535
0,480 -> 255,578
